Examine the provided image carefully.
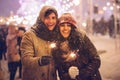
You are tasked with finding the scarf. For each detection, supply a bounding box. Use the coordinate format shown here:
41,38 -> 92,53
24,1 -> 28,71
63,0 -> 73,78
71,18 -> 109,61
31,20 -> 58,42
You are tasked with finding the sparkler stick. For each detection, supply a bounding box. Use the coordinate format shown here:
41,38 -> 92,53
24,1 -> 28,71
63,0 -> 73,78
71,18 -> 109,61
68,50 -> 79,79
47,42 -> 57,80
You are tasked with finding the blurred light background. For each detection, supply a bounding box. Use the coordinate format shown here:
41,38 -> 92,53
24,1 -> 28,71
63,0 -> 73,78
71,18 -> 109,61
0,0 -> 119,32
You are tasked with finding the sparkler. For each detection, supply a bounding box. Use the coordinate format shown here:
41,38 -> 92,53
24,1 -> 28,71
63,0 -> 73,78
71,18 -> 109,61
49,42 -> 56,49
47,42 -> 57,80
65,50 -> 79,62
69,52 -> 77,58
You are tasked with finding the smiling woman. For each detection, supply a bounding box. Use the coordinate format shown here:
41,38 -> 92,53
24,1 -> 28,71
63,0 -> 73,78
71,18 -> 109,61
59,23 -> 72,38
52,13 -> 102,80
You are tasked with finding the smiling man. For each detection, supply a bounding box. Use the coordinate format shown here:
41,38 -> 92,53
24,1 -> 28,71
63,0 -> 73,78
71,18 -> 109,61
20,6 -> 58,80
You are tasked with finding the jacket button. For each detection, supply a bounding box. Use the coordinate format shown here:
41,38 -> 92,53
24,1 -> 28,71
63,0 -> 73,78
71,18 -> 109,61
41,73 -> 45,77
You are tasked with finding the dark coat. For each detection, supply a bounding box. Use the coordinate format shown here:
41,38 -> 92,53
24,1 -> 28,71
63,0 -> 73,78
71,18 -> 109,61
52,29 -> 102,80
0,29 -> 7,60
0,34 -> 4,60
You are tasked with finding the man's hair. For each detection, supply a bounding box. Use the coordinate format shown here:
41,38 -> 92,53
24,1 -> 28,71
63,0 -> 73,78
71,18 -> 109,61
44,9 -> 57,17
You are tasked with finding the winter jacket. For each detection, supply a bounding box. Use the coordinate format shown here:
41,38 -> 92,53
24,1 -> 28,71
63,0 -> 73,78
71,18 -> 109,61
21,30 -> 57,80
52,30 -> 102,80
0,29 -> 7,60
6,31 -> 20,62
20,6 -> 58,80
0,34 -> 4,60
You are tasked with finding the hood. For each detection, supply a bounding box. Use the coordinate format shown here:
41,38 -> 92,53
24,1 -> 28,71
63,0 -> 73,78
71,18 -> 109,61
31,6 -> 58,41
38,6 -> 58,22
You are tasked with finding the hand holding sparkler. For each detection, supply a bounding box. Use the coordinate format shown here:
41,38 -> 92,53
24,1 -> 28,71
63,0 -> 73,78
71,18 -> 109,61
63,50 -> 79,62
38,56 -> 53,66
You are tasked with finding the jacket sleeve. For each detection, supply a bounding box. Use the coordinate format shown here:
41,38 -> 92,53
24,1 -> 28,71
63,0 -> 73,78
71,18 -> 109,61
78,35 -> 101,79
20,31 -> 40,68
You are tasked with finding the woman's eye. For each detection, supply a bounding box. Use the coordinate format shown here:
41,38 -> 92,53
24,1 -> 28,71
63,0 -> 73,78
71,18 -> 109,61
67,24 -> 71,27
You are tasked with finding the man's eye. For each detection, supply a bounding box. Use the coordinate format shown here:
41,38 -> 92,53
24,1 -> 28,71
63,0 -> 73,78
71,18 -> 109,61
52,17 -> 56,19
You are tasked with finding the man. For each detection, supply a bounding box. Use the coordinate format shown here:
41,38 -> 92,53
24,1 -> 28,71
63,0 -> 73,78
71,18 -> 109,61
20,6 -> 58,80
17,27 -> 26,79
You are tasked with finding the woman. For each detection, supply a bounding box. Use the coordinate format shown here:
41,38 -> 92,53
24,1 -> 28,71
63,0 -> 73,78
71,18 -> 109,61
52,13 -> 102,80
6,23 -> 20,80
20,6 -> 58,80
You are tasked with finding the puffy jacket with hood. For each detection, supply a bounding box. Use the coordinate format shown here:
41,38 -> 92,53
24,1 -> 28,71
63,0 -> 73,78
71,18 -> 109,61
20,6 -> 58,80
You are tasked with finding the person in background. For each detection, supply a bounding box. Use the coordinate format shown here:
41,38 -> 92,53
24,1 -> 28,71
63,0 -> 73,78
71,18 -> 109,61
20,6 -> 58,80
52,13 -> 102,80
17,27 -> 26,79
0,28 -> 7,61
0,29 -> 4,71
6,23 -> 20,80
108,15 -> 115,38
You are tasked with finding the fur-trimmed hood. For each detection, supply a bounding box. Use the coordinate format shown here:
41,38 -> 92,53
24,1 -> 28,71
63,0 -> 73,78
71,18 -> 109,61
31,6 -> 58,41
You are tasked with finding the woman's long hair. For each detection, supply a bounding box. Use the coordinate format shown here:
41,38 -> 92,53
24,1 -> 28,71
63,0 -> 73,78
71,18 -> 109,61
58,25 -> 84,51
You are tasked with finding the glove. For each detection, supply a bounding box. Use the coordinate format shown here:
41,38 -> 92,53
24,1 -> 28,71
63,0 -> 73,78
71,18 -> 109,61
68,66 -> 79,79
38,56 -> 52,66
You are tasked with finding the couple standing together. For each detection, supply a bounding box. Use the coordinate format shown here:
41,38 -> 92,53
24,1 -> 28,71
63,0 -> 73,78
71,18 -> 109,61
20,6 -> 102,80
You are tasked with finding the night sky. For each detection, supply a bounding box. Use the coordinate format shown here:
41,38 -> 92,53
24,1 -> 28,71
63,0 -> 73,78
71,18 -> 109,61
0,0 -> 112,20
0,0 -> 20,17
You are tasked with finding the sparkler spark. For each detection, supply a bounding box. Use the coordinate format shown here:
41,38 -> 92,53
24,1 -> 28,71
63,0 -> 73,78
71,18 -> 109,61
50,42 -> 56,48
65,51 -> 78,62
70,52 -> 76,58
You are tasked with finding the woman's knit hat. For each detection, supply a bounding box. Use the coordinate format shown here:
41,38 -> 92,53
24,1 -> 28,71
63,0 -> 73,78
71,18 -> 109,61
59,13 -> 77,28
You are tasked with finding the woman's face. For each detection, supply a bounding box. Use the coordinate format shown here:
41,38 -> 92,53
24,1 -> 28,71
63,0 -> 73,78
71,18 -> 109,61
44,12 -> 57,30
59,23 -> 71,38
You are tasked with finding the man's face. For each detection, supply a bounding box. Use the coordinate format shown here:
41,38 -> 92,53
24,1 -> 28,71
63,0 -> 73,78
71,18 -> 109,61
44,13 -> 57,30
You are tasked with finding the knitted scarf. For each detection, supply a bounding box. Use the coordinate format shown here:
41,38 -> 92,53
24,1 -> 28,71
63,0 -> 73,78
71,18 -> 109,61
31,20 -> 58,42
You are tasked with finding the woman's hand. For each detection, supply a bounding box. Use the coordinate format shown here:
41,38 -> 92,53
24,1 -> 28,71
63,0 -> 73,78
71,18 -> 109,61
62,51 -> 78,62
68,66 -> 79,79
